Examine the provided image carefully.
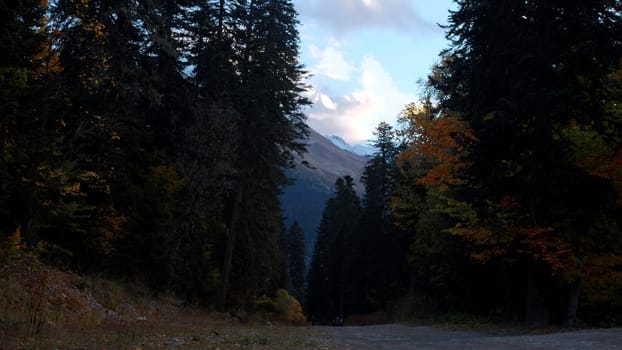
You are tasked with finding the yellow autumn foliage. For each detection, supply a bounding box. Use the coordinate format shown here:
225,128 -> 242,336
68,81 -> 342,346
255,289 -> 307,325
7,226 -> 24,256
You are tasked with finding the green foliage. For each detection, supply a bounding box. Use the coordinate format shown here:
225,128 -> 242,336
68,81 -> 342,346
0,67 -> 29,88
1,0 -> 309,310
353,123 -> 407,312
396,0 -> 622,325
283,221 -> 305,302
393,111 -> 475,315
214,0 -> 309,308
306,176 -> 361,322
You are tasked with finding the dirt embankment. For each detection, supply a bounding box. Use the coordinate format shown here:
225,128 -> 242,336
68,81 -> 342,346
3,256 -> 622,350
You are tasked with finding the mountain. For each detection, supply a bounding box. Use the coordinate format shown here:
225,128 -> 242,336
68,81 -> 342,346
327,135 -> 376,156
281,128 -> 368,264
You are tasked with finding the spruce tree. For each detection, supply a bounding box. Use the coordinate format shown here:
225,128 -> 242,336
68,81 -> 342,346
217,0 -> 309,308
0,0 -> 55,240
307,176 -> 361,323
356,122 -> 405,312
428,0 -> 622,324
286,221 -> 306,302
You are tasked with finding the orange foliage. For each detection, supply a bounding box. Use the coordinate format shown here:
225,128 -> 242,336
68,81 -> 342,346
566,113 -> 622,206
471,247 -> 507,263
575,140 -> 622,205
398,103 -> 476,191
582,255 -> 622,304
398,104 -> 580,274
31,1 -> 63,80
598,147 -> 622,205
519,227 -> 575,273
32,39 -> 63,79
448,196 -> 575,272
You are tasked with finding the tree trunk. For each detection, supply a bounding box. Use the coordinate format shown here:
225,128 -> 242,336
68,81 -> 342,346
409,268 -> 417,312
217,184 -> 243,310
566,281 -> 580,327
525,271 -> 548,326
498,265 -> 514,322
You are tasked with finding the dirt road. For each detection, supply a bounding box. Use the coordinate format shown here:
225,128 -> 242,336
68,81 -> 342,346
309,324 -> 622,350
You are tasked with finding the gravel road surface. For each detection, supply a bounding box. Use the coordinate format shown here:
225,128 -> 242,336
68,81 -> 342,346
309,324 -> 622,350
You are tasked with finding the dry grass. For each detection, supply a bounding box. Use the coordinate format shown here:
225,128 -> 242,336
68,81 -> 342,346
2,316 -> 322,350
0,255 -> 325,349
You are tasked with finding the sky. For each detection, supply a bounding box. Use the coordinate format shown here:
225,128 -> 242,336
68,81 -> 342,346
293,0 -> 456,144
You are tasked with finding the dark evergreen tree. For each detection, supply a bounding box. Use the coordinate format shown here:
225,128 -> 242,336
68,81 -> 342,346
394,104 -> 484,316
306,176 -> 361,323
191,0 -> 238,103
0,0 -> 310,311
0,0 -> 61,242
349,122 -> 406,313
48,0 -> 150,270
426,0 -> 622,325
217,0 -> 309,308
47,0 -> 229,294
285,221 -> 306,302
363,122 -> 400,215
0,0 -> 111,268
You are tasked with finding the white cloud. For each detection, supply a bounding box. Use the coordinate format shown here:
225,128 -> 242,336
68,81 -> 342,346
306,56 -> 417,144
319,94 -> 338,110
308,41 -> 354,81
361,0 -> 378,10
296,0 -> 436,35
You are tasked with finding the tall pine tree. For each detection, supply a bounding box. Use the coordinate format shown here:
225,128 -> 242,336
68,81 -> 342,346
428,0 -> 622,325
217,0 -> 309,308
307,176 -> 361,323
284,221 -> 305,303
354,122 -> 406,313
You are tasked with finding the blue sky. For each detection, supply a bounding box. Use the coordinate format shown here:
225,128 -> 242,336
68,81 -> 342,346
293,0 -> 456,144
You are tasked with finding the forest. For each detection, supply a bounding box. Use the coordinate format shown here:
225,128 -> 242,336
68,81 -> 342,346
1,0 -> 622,328
307,0 -> 622,326
1,0 -> 308,311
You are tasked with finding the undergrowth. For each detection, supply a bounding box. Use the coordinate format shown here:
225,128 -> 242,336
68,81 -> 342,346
0,251 -> 314,349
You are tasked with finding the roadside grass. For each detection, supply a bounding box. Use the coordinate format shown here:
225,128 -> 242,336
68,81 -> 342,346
4,321 -> 323,350
6,253 -> 595,349
0,255 -> 323,350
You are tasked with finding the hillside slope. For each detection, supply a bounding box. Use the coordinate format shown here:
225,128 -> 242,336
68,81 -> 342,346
281,128 -> 368,262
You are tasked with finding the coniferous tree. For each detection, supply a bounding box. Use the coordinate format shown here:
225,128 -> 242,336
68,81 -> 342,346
306,198 -> 335,322
217,0 -> 309,308
394,103 -> 486,316
49,0 -> 149,269
307,176 -> 361,323
0,1 -> 117,268
353,122 -> 405,313
0,0 -> 61,243
286,221 -> 306,302
423,0 -> 622,324
0,0 -> 311,311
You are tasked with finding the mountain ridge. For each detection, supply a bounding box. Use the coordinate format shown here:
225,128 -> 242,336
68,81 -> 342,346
297,129 -> 368,193
327,135 -> 376,156
281,128 -> 368,262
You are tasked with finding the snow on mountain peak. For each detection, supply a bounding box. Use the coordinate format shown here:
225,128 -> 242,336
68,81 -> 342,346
327,135 -> 375,156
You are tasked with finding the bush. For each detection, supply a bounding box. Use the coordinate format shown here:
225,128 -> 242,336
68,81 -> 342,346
255,289 -> 307,325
